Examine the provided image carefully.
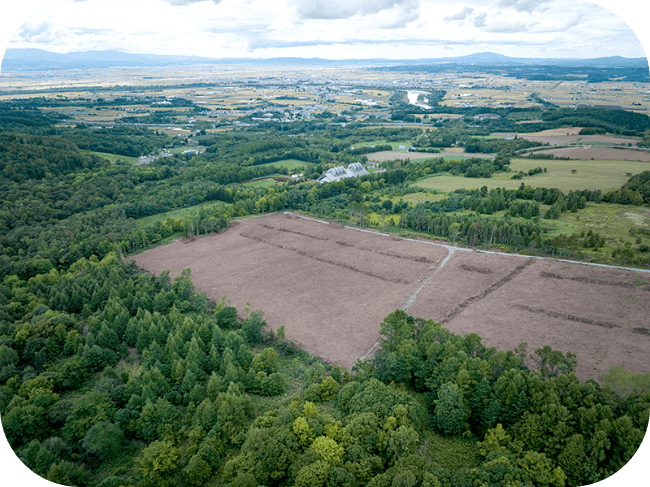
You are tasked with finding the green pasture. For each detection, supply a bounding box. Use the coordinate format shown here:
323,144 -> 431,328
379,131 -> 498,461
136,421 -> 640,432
135,201 -> 228,228
83,150 -> 139,165
353,140 -> 414,150
413,157 -> 650,194
402,192 -> 447,205
259,159 -> 310,171
543,202 -> 650,248
235,177 -> 284,189
508,157 -> 649,192
412,174 -> 521,193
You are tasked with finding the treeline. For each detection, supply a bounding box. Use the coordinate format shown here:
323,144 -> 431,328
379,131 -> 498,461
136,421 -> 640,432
463,137 -> 541,155
603,170 -> 650,206
539,108 -> 650,136
380,155 -> 509,180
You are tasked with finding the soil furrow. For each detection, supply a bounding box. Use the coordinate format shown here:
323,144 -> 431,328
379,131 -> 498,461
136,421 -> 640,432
540,271 -> 649,290
241,232 -> 410,284
512,304 -> 620,328
441,259 -> 536,323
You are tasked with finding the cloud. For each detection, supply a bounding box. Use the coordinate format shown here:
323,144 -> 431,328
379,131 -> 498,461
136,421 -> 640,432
484,20 -> 538,33
289,0 -> 419,21
473,12 -> 487,27
163,0 -> 223,5
444,7 -> 474,22
496,0 -> 552,14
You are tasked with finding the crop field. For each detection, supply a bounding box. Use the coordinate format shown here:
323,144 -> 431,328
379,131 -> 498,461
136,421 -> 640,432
135,201 -> 227,228
366,150 -> 495,162
232,177 -> 290,189
413,174 -> 523,192
259,159 -> 310,171
509,157 -> 650,190
524,147 -> 650,161
492,132 -> 640,146
132,212 -> 650,381
413,157 -> 648,193
83,150 -> 139,164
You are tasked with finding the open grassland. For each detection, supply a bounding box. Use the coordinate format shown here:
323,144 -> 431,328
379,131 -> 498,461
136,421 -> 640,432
132,212 -> 650,381
233,177 -> 289,189
367,151 -> 493,162
544,203 -> 650,245
508,157 -> 650,191
525,147 -> 650,161
413,174 -> 523,193
414,157 -> 648,194
354,140 -> 415,150
82,150 -> 139,164
258,159 -> 310,171
402,192 -> 448,205
135,201 -> 227,228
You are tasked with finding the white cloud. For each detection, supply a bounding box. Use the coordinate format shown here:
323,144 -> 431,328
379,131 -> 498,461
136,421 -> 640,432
444,6 -> 474,21
289,0 -> 420,20
496,0 -> 552,14
473,12 -> 487,27
0,0 -> 648,60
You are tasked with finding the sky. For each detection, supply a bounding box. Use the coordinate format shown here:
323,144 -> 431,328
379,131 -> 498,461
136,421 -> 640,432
1,0 -> 649,62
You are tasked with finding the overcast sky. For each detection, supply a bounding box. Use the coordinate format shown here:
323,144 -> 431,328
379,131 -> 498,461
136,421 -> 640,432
1,0 -> 649,62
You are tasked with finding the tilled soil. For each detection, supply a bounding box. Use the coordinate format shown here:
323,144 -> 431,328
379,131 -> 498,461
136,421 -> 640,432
132,213 -> 650,380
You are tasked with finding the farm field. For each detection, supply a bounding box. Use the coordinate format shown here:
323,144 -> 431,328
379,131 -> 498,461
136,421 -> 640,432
232,176 -> 291,189
82,150 -> 139,164
135,201 -> 227,228
413,157 -> 649,193
492,132 -> 640,146
524,146 -> 650,161
131,212 -> 650,381
367,150 -> 495,162
258,159 -> 310,171
508,157 -> 650,191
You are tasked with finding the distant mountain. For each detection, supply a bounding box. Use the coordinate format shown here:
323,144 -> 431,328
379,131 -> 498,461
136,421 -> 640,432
1,49 -> 225,70
417,52 -> 648,68
2,48 -> 647,71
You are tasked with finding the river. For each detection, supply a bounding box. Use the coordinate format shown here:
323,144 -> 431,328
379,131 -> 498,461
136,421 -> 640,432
407,90 -> 432,109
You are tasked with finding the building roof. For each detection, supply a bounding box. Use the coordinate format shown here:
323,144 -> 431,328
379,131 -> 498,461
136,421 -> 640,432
317,163 -> 369,184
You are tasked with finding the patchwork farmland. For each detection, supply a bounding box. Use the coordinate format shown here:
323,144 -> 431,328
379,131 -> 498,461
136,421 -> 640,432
132,213 -> 650,382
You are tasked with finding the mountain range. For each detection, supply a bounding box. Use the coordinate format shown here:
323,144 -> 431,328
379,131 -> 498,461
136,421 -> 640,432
2,48 -> 648,71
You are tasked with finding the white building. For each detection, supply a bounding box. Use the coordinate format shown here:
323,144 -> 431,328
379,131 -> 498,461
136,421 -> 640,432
317,162 -> 369,184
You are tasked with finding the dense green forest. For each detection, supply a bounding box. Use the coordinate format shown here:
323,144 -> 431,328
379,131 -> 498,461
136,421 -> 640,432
0,105 -> 649,486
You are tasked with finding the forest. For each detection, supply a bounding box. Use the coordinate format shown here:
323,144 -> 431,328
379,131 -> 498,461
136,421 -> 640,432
0,103 -> 649,487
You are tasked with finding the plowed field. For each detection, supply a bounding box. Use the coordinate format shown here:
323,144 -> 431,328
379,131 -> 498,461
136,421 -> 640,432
132,213 -> 650,380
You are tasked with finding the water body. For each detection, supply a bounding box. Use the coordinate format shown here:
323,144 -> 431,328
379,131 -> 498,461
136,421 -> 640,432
407,90 -> 432,109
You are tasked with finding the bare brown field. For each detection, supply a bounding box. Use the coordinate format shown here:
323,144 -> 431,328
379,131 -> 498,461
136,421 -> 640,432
524,146 -> 650,161
131,213 -> 650,380
523,127 -> 584,136
492,133 -> 639,146
367,150 -> 495,162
